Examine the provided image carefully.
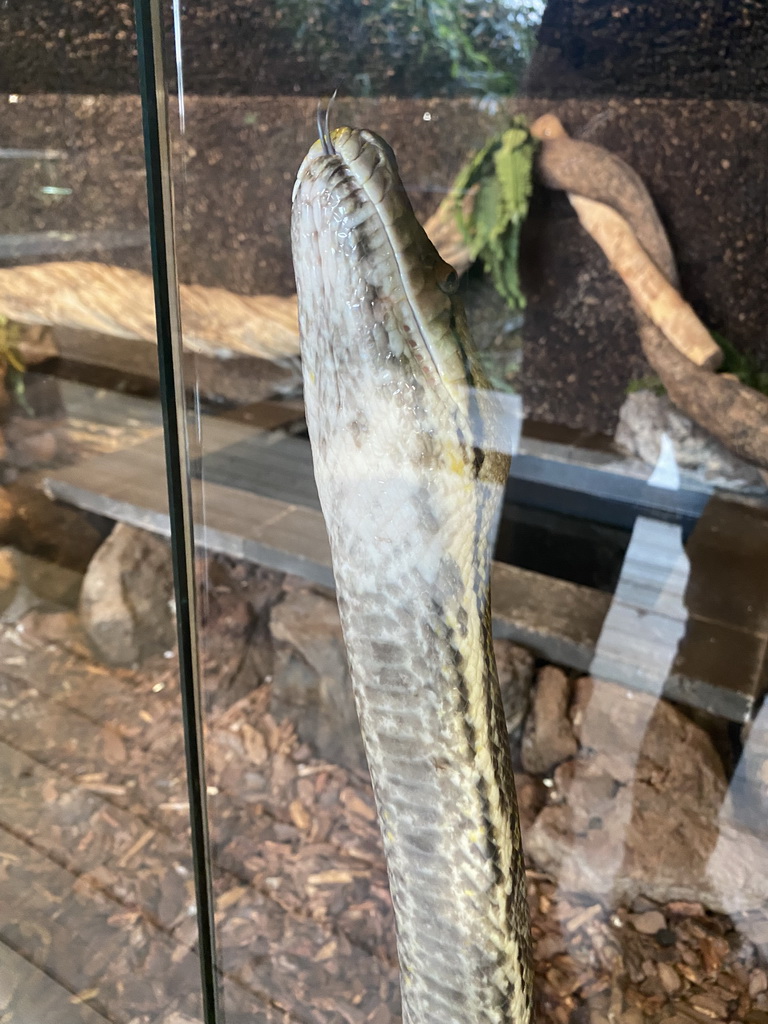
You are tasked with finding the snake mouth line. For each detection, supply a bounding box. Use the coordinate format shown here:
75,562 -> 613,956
333,134 -> 456,394
294,125 -> 466,398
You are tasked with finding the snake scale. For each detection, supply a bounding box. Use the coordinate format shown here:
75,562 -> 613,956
291,121 -> 533,1024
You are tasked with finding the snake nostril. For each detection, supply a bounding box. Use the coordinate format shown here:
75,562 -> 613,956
438,268 -> 460,294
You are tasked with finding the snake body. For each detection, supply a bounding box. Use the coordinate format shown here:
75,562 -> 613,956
291,125 -> 533,1024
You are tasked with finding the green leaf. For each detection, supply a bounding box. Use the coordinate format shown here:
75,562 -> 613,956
467,177 -> 503,259
451,118 -> 536,311
493,126 -> 533,224
626,375 -> 666,397
714,330 -> 768,397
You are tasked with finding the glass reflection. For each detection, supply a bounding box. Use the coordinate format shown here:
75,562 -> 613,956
29,0 -> 763,1021
0,8 -> 203,1024
175,60 -> 767,1024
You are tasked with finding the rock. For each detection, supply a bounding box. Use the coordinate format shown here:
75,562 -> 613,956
569,674 -> 594,739
526,676 -> 768,913
0,546 -> 18,596
521,665 -> 578,775
13,427 -> 58,466
15,548 -> 83,606
18,609 -> 89,654
729,701 -> 768,838
629,910 -> 666,934
196,555 -> 283,707
270,587 -> 365,772
7,483 -> 105,571
79,523 -> 176,665
657,962 -> 682,994
0,487 -> 14,536
514,772 -> 546,833
494,637 -> 535,738
618,1012 -> 644,1024
0,545 -> 84,617
616,390 -> 767,493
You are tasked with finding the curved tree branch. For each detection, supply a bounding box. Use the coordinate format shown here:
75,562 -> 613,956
529,114 -> 768,472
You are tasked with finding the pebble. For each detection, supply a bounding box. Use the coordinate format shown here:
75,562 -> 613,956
751,969 -> 768,997
16,429 -> 58,464
689,992 -> 728,1019
657,961 -> 682,993
629,910 -> 666,935
667,901 -> 705,917
618,1011 -> 643,1024
631,895 -> 658,913
0,546 -> 19,591
0,486 -> 12,531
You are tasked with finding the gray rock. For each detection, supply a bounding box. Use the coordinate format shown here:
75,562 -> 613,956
195,556 -> 283,708
0,545 -> 84,621
79,523 -> 176,665
729,700 -> 768,838
526,676 -> 768,913
629,910 -> 666,934
521,665 -> 578,775
494,637 -> 535,738
269,587 -> 365,772
615,390 -> 767,493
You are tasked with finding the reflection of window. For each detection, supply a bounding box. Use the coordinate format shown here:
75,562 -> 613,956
591,434 -> 690,698
590,514 -> 690,697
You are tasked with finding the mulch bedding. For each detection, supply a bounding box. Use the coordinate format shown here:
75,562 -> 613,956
0,613 -> 765,1024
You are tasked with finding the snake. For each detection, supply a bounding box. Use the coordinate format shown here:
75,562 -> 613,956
291,118 -> 533,1024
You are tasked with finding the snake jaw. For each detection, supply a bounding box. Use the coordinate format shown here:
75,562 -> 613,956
293,126 -> 484,416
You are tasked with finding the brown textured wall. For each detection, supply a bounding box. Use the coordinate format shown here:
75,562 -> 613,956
1,94 -> 765,433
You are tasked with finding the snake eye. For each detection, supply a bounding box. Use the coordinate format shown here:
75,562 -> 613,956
437,268 -> 459,294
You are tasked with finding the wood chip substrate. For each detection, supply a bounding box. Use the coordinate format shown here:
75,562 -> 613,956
0,611 -> 766,1024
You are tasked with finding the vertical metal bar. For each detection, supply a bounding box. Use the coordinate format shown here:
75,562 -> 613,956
132,1 -> 220,1021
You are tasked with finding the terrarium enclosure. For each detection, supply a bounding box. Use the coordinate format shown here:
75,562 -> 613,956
0,2 -> 767,1023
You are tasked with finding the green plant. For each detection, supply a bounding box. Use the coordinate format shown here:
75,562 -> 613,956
713,331 -> 768,396
277,0 -> 542,96
451,118 -> 536,310
0,315 -> 29,413
625,334 -> 768,401
0,316 -> 24,374
626,375 -> 666,397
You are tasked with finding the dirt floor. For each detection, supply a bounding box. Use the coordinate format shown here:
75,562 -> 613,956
0,604 -> 766,1024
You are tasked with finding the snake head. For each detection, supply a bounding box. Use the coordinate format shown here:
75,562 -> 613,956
292,126 -> 488,408
292,125 -> 511,495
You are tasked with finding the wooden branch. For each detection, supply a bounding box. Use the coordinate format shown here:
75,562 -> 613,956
637,319 -> 768,472
0,205 -> 474,364
567,194 -> 722,369
530,115 -> 768,472
530,113 -> 679,288
423,194 -> 474,276
0,262 -> 301,362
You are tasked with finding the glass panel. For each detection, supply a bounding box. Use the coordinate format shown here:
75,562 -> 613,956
0,7 -> 206,1024
156,2 -> 768,1023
